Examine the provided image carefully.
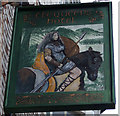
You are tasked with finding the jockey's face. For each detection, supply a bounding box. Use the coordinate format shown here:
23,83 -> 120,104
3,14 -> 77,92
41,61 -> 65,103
53,32 -> 58,40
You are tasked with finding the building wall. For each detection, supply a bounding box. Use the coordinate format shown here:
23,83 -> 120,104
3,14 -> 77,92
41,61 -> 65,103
0,4 -> 15,115
0,5 -> 4,116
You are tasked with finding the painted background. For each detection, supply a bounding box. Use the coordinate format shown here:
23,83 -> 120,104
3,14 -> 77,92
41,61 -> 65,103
18,24 -> 104,92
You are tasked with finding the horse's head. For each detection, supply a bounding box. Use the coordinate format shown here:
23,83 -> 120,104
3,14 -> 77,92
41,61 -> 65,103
85,47 -> 102,81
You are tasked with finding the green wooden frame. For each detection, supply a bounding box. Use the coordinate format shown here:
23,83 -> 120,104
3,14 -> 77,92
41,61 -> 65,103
4,2 -> 115,113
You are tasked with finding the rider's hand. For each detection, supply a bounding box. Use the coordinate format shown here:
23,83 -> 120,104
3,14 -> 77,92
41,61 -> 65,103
58,63 -> 63,68
45,56 -> 52,61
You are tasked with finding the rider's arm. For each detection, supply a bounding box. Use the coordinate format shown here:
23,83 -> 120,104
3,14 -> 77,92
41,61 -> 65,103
44,48 -> 61,67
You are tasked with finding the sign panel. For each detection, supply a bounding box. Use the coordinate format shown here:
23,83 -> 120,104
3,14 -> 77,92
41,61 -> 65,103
4,2 -> 115,113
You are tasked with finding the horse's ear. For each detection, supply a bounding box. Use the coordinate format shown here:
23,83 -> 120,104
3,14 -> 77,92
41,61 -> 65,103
88,47 -> 93,52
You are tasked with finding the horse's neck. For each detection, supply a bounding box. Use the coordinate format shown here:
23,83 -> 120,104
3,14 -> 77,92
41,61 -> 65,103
78,51 -> 88,63
70,51 -> 89,70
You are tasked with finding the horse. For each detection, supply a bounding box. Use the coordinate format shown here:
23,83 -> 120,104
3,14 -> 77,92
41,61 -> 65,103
69,47 -> 102,90
16,47 -> 102,93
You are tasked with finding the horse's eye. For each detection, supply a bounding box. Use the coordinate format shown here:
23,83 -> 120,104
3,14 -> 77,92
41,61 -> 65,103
94,58 -> 97,62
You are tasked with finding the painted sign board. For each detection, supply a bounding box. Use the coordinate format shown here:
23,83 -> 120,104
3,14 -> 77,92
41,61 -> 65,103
4,2 -> 115,113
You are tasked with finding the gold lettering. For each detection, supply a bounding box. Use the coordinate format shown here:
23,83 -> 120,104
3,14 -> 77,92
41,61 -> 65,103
47,19 -> 53,24
54,12 -> 59,18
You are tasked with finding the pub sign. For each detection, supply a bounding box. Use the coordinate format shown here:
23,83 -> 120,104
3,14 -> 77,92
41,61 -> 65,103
4,2 -> 115,113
